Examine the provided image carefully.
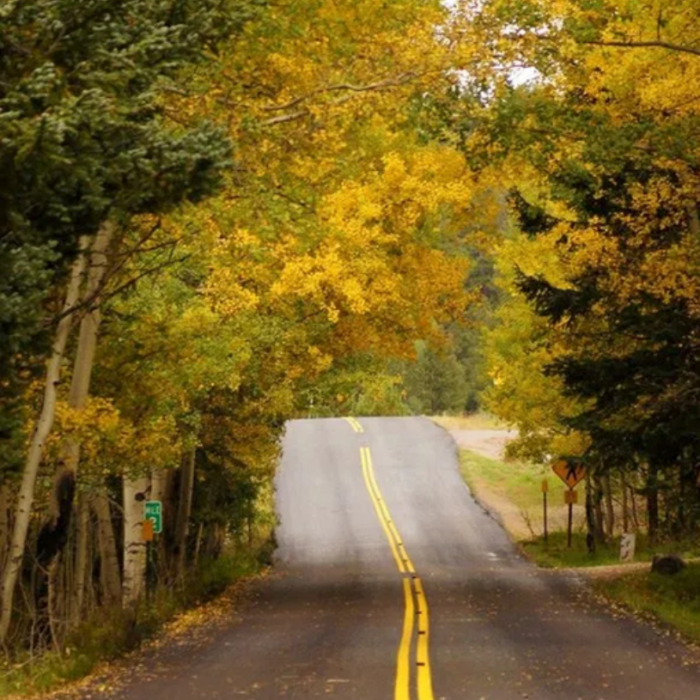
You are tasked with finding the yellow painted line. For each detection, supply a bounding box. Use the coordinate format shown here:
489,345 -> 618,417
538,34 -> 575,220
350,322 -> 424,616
360,448 -> 405,573
395,578 -> 414,700
414,577 -> 435,700
364,449 -> 415,574
360,445 -> 434,700
344,416 -> 364,433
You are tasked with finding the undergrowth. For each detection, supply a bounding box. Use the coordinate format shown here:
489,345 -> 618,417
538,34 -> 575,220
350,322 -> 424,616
0,543 -> 272,698
520,531 -> 700,568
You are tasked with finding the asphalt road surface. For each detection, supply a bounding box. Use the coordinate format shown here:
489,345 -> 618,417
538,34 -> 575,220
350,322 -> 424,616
102,417 -> 700,699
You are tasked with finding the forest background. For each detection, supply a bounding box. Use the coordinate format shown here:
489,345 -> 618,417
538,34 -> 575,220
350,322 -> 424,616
1,0 -> 699,689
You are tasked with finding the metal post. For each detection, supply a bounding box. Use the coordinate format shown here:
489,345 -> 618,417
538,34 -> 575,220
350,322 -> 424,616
567,496 -> 573,548
543,491 -> 548,544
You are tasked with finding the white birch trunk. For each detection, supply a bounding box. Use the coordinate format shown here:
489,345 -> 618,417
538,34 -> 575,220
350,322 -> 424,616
39,221 -> 114,626
54,222 -> 115,512
122,476 -> 149,609
0,483 -> 9,573
0,240 -> 88,642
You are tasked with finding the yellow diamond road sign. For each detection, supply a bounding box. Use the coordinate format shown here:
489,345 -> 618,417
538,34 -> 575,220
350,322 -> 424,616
552,460 -> 586,489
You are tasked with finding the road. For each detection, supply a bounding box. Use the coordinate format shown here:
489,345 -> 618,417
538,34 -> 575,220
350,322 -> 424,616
101,417 -> 700,699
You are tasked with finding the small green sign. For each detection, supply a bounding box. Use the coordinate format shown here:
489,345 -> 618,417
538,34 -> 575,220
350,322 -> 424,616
144,500 -> 162,534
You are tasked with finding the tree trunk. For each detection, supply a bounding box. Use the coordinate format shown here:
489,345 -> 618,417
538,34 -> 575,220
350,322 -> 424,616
44,223 -> 115,557
150,469 -> 167,583
193,522 -> 204,570
157,468 -> 176,581
122,476 -> 149,609
93,491 -> 121,607
151,469 -> 167,504
71,493 -> 90,625
603,473 -> 615,537
47,558 -> 62,652
592,473 -> 606,543
678,459 -> 699,535
630,482 -> 640,531
0,483 -> 9,573
647,463 -> 660,544
174,448 -> 196,578
621,474 -> 629,532
585,472 -> 596,552
0,241 -> 88,643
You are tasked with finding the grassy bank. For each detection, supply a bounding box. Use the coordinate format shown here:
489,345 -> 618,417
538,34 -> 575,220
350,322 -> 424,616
459,448 -> 544,513
593,563 -> 700,645
0,542 -> 273,698
457,448 -> 586,541
443,424 -> 700,649
452,435 -> 700,647
455,446 -> 700,568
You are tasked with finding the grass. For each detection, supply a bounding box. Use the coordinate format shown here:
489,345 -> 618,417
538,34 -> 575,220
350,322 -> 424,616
521,531 -> 700,569
521,532 -> 625,568
594,563 -> 700,645
454,446 -> 700,568
456,447 -> 583,540
458,448 -> 546,513
0,543 -> 272,698
432,412 -> 508,431
449,425 -> 700,647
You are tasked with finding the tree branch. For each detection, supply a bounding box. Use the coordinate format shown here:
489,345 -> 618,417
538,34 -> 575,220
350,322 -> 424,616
261,72 -> 418,113
581,39 -> 700,57
263,110 -> 310,126
259,71 -> 421,127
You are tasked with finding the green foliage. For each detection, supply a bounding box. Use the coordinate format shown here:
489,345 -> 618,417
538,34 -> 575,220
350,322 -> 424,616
0,0 -> 247,476
193,448 -> 260,540
465,1 -> 700,540
402,341 -> 471,414
399,245 -> 502,415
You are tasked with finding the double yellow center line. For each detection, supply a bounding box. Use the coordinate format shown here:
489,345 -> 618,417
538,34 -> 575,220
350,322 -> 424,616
345,416 -> 364,433
353,427 -> 435,700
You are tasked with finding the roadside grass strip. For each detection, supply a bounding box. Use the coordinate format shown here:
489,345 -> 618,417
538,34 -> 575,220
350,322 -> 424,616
593,563 -> 700,645
359,445 -> 434,700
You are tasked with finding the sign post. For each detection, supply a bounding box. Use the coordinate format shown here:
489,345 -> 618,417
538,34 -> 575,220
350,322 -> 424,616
144,500 -> 163,535
552,460 -> 586,549
142,518 -> 154,542
541,478 -> 549,544
564,489 -> 578,547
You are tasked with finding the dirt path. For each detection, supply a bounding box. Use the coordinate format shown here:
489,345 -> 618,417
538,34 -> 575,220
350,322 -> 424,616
445,427 -> 515,460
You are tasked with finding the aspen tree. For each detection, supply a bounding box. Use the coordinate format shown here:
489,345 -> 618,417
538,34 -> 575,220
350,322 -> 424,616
0,244 -> 87,642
